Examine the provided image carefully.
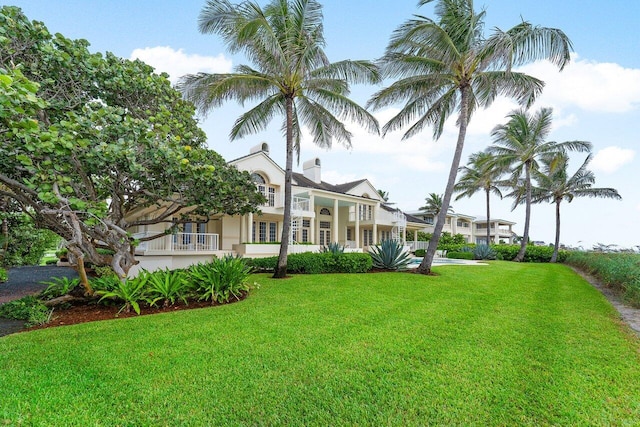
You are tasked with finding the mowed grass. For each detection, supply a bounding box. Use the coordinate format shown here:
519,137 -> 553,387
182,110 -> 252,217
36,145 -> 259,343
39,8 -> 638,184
1,262 -> 639,425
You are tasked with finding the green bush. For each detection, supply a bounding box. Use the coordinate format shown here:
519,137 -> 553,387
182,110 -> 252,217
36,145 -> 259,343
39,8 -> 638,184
97,276 -> 149,315
188,256 -> 254,304
447,251 -> 474,260
146,268 -> 189,307
414,249 -> 425,257
0,267 -> 7,283
39,276 -> 80,300
247,252 -> 372,274
564,252 -> 640,306
369,240 -> 412,271
0,295 -> 52,326
473,244 -> 496,260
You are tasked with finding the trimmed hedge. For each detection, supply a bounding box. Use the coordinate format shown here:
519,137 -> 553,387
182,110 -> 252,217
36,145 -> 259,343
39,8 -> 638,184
447,251 -> 474,260
414,249 -> 426,257
248,252 -> 372,274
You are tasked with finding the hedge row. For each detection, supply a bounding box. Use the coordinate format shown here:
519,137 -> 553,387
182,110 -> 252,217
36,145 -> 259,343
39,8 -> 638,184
434,244 -> 566,263
247,252 -> 372,274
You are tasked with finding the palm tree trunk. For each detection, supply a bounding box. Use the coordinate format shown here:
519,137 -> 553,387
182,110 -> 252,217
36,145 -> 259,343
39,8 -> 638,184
551,199 -> 561,263
418,86 -> 470,274
515,163 -> 532,262
274,96 -> 294,278
485,187 -> 491,245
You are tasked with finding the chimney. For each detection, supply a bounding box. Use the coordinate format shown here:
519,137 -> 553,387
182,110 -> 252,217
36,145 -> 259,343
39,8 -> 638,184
250,142 -> 270,156
303,158 -> 321,183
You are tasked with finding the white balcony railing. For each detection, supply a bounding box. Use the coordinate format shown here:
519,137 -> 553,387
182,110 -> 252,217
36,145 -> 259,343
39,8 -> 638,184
292,196 -> 310,212
134,232 -> 219,252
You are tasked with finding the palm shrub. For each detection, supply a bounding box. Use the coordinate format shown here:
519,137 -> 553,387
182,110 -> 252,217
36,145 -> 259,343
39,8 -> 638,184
146,268 -> 189,307
96,275 -> 150,315
188,256 -> 254,304
39,276 -> 80,300
369,239 -> 412,271
320,242 -> 345,254
473,244 -> 496,260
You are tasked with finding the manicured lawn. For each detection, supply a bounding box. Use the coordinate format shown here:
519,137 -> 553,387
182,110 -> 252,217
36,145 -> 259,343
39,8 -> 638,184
1,262 -> 639,425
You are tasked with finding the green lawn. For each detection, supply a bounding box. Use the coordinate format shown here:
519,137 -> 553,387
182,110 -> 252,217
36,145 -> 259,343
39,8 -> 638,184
1,262 -> 639,425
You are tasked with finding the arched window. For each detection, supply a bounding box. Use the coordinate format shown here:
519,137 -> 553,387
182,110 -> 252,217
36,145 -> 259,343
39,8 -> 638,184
319,208 -> 331,216
251,173 -> 266,184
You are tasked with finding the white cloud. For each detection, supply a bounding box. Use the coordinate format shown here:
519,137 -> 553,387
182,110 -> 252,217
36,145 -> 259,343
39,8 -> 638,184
130,46 -> 232,83
519,54 -> 640,113
591,146 -> 635,173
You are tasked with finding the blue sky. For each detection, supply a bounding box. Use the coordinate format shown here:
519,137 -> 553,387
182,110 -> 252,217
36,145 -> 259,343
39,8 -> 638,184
7,0 -> 640,249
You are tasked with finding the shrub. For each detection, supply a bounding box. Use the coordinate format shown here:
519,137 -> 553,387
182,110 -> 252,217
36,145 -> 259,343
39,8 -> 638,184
188,256 -> 254,304
146,268 -> 189,307
320,242 -> 345,254
369,239 -> 412,271
447,251 -> 474,260
97,276 -> 149,315
414,249 -> 425,257
473,244 -> 496,260
247,252 -> 372,274
0,295 -> 53,326
90,274 -> 121,294
39,276 -> 80,300
0,267 -> 7,283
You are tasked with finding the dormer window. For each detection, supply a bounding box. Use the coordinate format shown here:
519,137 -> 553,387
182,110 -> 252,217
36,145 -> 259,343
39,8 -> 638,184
251,173 -> 276,207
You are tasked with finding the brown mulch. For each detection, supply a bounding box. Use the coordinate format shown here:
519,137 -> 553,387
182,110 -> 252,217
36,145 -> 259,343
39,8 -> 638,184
27,294 -> 248,332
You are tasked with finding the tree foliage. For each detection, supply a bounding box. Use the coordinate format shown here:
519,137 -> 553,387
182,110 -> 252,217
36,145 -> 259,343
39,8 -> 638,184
179,0 -> 380,278
0,6 -> 264,281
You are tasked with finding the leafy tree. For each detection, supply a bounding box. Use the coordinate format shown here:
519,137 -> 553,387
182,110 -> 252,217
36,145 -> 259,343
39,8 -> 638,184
0,7 -> 264,286
367,0 -> 572,274
488,108 -> 591,261
531,152 -> 621,262
420,193 -> 453,218
179,0 -> 380,278
0,211 -> 59,267
454,151 -> 505,245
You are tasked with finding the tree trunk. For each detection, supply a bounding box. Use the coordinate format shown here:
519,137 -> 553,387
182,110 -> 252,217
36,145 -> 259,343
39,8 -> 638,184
515,163 -> 532,262
551,199 -> 561,263
485,187 -> 491,245
274,96 -> 294,278
417,86 -> 471,274
67,245 -> 93,295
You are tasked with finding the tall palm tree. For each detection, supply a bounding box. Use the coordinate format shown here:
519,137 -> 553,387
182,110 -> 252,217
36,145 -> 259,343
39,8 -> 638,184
488,107 -> 591,261
531,152 -> 621,262
377,189 -> 390,202
367,0 -> 572,274
179,0 -> 380,278
454,151 -> 504,245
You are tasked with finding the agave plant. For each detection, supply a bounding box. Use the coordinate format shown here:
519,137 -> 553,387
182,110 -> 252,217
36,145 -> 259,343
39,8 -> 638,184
320,242 -> 345,254
473,244 -> 496,260
369,239 -> 412,271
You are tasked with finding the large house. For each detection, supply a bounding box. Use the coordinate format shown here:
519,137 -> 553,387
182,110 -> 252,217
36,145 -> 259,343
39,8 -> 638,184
406,210 -> 517,246
127,143 -> 427,275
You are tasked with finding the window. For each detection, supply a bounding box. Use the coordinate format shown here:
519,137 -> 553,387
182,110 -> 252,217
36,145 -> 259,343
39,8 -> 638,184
346,228 -> 352,241
358,205 -> 372,221
268,187 -> 275,207
251,173 -> 266,184
446,218 -> 451,225
303,219 -> 310,228
320,208 -> 331,216
259,222 -> 267,242
269,222 -> 277,242
424,215 -> 434,225
363,229 -> 374,246
320,221 -> 330,229
302,229 -> 308,243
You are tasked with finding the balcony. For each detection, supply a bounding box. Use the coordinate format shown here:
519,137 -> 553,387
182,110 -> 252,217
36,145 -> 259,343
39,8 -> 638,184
134,232 -> 219,253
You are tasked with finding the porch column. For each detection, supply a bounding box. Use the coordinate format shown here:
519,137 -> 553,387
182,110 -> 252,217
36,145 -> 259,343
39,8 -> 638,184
309,194 -> 315,244
333,199 -> 339,244
372,204 -> 377,244
355,202 -> 360,248
247,212 -> 253,243
402,225 -> 406,243
239,215 -> 244,244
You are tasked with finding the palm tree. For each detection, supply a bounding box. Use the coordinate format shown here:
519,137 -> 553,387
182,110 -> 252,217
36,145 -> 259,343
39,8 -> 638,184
179,0 -> 380,278
531,152 -> 621,262
454,151 -> 504,245
377,189 -> 390,202
420,192 -> 453,220
367,0 -> 572,274
488,107 -> 591,261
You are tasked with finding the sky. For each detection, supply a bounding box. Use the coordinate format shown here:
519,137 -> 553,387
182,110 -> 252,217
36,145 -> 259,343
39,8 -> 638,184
6,0 -> 640,250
